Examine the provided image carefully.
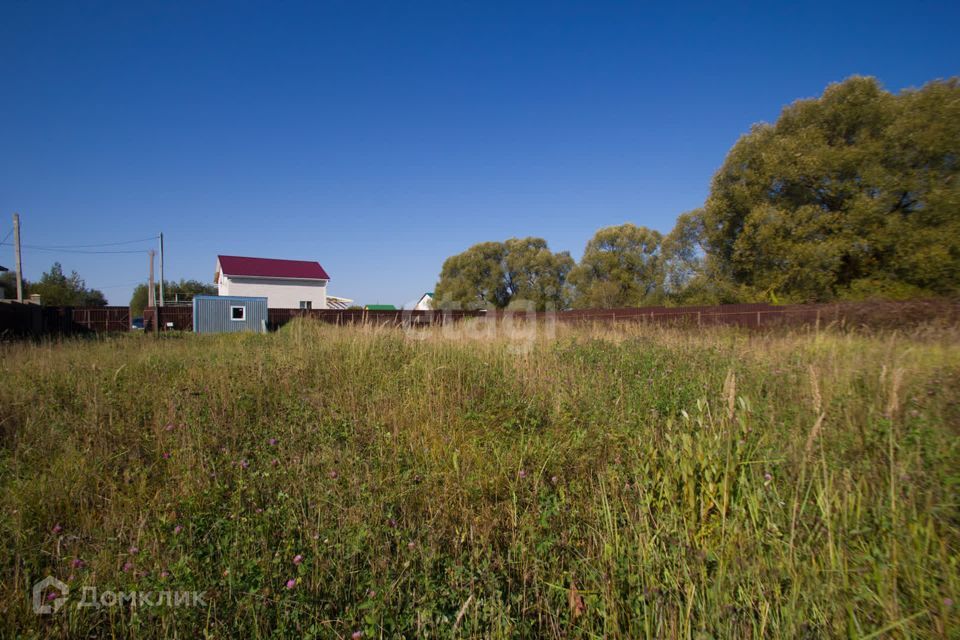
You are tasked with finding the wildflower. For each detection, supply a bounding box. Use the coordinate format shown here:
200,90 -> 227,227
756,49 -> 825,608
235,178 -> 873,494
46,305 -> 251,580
164,423 -> 175,431
367,589 -> 377,598
47,591 -> 59,601
388,518 -> 397,528
123,562 -> 134,572
763,473 -> 773,486
945,597 -> 954,607
518,469 -> 527,479
268,438 -> 278,446
352,632 -> 363,639
71,558 -> 85,569
285,578 -> 296,589
160,570 -> 170,579
293,554 -> 304,565
52,524 -> 63,534
271,459 -> 279,467
255,507 -> 263,513
407,541 -> 416,550
129,546 -> 139,554
173,525 -> 183,534
550,475 -> 558,485
328,470 -> 338,479
240,459 -> 249,469
162,452 -> 171,459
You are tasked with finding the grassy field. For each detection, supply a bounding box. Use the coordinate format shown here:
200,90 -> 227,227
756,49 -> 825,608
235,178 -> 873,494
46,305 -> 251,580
1,320 -> 958,638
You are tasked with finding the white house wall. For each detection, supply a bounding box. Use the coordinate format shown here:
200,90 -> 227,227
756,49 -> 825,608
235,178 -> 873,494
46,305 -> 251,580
220,275 -> 328,309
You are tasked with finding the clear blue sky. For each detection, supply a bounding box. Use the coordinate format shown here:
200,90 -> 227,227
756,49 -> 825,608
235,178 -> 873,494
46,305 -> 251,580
1,1 -> 957,306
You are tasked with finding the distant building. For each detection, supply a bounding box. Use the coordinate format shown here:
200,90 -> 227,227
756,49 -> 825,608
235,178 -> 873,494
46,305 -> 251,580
193,295 -> 268,334
326,295 -> 355,310
365,304 -> 397,311
414,292 -> 434,310
215,255 -> 330,309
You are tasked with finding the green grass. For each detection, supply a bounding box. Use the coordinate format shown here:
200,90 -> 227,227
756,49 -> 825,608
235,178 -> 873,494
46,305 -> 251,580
1,320 -> 958,638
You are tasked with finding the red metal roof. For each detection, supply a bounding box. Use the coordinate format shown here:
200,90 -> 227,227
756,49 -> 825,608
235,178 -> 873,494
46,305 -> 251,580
217,255 -> 330,280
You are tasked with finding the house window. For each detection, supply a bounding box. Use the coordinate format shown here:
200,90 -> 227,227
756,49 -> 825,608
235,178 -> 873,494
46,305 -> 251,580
231,306 -> 246,321
299,301 -> 312,310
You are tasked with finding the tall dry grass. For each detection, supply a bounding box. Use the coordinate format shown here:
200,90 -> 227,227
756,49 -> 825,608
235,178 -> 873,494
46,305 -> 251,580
0,320 -> 958,637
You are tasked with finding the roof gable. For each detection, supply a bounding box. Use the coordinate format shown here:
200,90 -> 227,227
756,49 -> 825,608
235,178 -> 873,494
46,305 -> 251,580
217,255 -> 330,280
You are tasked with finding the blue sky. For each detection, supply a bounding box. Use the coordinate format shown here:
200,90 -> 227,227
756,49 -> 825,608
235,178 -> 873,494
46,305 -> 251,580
1,1 -> 957,306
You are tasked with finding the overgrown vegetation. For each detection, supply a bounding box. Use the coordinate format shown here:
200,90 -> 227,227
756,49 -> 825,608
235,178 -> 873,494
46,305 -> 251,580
1,320 -> 958,637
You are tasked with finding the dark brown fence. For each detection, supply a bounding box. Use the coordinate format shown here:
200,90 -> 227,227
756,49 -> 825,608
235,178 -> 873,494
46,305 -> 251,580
142,307 -> 485,332
0,303 -> 131,338
555,303 -> 776,328
266,308 -> 484,329
144,306 -> 193,331
554,300 -> 960,329
147,299 -> 959,333
5,299 -> 956,339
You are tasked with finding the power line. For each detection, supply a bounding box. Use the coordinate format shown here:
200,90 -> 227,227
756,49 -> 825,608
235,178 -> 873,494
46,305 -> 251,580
97,280 -> 146,289
0,243 -> 147,254
17,235 -> 158,249
0,227 -> 12,246
0,233 -> 158,254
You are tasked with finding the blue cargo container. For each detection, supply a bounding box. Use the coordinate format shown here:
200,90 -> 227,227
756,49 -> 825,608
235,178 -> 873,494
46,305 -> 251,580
193,295 -> 268,334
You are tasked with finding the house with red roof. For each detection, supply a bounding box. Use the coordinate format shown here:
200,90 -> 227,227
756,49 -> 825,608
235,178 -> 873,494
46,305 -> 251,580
215,255 -> 333,309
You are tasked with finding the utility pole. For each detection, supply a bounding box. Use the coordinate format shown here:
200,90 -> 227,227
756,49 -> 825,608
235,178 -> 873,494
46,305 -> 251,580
12,213 -> 23,302
148,249 -> 158,334
158,232 -> 165,307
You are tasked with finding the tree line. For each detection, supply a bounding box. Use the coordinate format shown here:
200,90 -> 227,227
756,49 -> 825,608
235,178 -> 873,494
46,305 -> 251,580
0,262 -> 107,306
129,280 -> 217,316
435,76 -> 960,310
0,264 -> 217,313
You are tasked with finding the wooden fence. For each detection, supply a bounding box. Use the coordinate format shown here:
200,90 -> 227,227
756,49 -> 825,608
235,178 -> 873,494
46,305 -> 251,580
267,308 -> 484,329
147,299 -> 958,332
0,303 -> 130,338
143,306 -> 193,331
4,299 -> 957,339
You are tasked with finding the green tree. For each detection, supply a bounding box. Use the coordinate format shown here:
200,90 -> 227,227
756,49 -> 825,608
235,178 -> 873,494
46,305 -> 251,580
702,76 -> 960,302
662,210 -> 708,300
0,271 -> 29,300
435,238 -> 574,310
30,262 -> 107,306
569,223 -> 664,308
502,238 -> 575,309
129,279 -> 217,316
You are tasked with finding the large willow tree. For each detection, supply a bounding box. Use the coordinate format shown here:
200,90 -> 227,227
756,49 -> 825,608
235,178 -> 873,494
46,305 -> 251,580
434,237 -> 574,310
569,223 -> 664,308
702,76 -> 960,302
